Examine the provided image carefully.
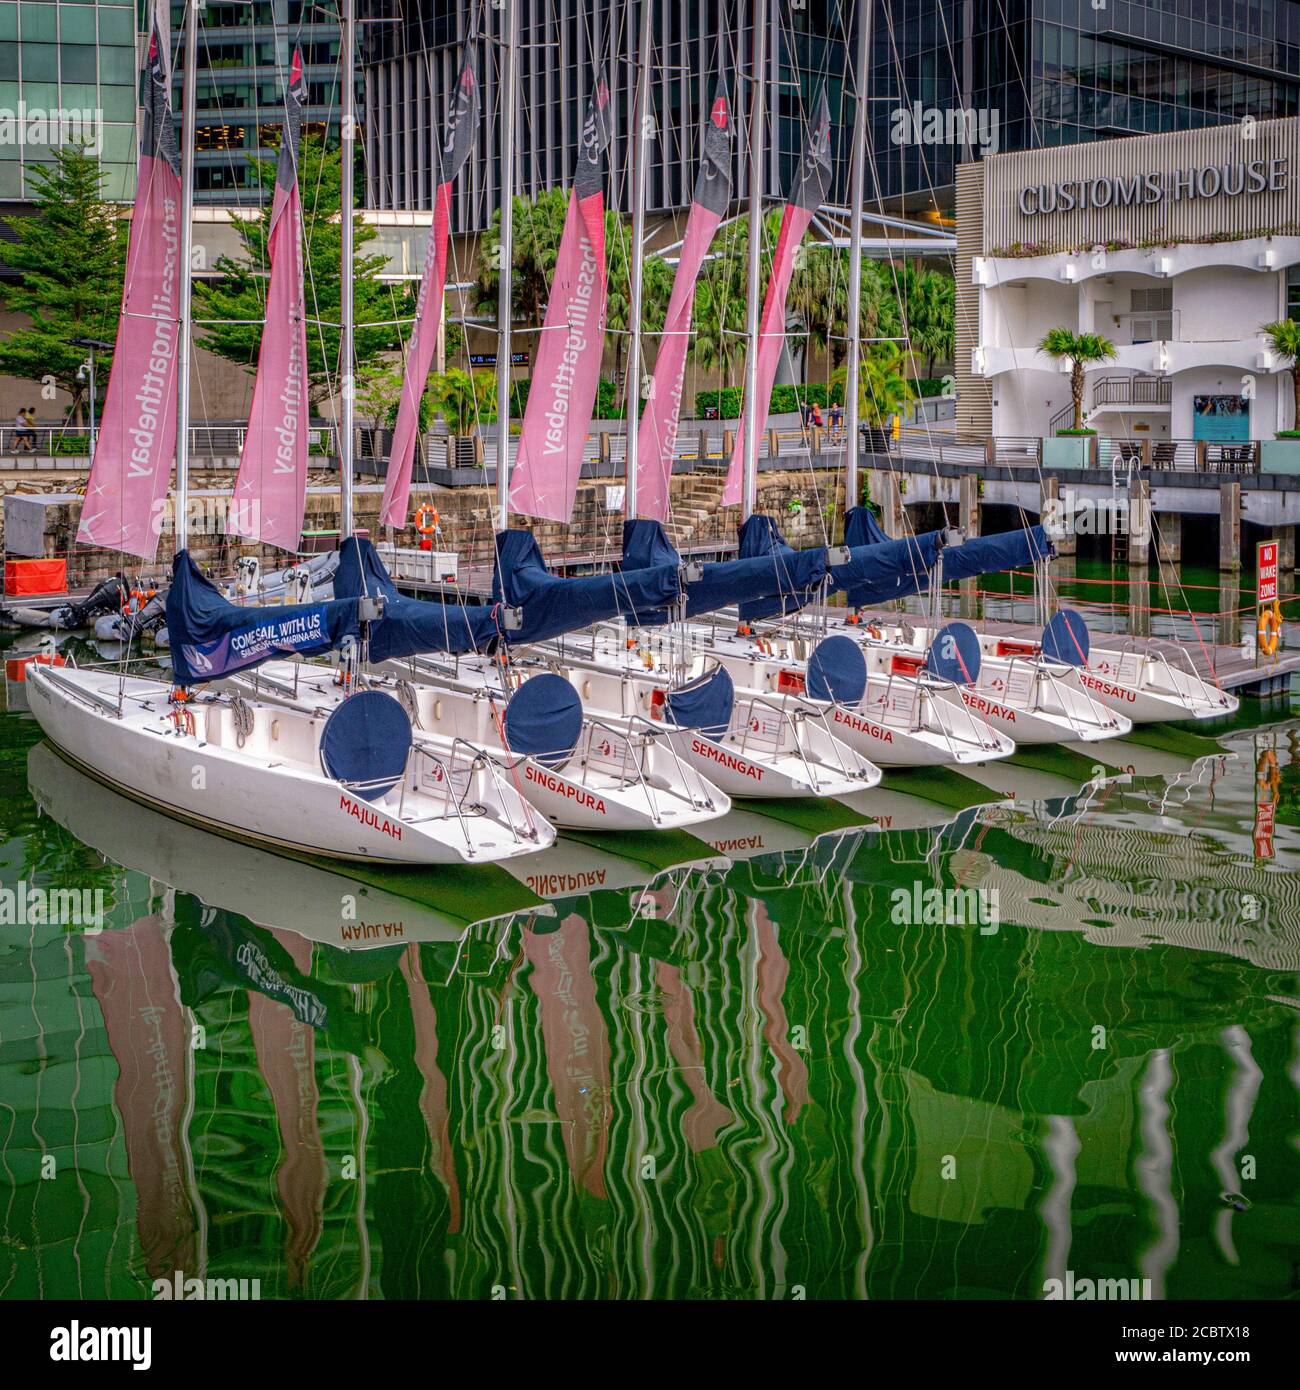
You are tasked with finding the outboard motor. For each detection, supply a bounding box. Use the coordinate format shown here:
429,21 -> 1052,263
56,573 -> 129,630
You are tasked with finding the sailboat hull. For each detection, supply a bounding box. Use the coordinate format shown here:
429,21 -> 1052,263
25,665 -> 549,866
233,659 -> 731,833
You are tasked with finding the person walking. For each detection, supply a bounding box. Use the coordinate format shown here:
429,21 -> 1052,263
810,401 -> 824,431
13,408 -> 35,453
829,400 -> 843,441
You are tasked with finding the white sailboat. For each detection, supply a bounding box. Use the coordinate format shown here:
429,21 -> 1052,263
229,653 -> 732,832
25,2 -> 552,867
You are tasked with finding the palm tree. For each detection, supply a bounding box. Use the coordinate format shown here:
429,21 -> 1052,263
832,346 -> 916,449
790,244 -> 849,370
605,212 -> 673,410
903,265 -> 954,377
688,218 -> 749,385
1262,319 -> 1300,432
474,188 -> 569,328
1036,327 -> 1116,431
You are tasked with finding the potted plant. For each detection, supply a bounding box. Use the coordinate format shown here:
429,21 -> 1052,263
429,367 -> 496,467
1037,327 -> 1115,469
1260,319 -> 1300,472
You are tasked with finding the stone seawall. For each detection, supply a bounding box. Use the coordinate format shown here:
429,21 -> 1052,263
1,466 -> 846,589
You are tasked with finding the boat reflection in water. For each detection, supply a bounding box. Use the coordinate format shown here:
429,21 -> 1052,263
5,726 -> 1299,1300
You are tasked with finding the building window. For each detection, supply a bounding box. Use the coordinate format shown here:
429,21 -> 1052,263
1288,268 -> 1300,323
1131,287 -> 1173,342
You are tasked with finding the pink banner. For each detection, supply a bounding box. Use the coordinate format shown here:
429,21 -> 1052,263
76,25 -> 182,561
635,77 -> 732,521
381,184 -> 450,528
509,188 -> 608,523
229,49 -> 309,550
509,80 -> 611,523
381,54 -> 479,529
720,204 -> 813,508
636,203 -> 723,522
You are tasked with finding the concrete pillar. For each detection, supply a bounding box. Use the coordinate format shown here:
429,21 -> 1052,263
959,474 -> 981,538
1219,575 -> 1242,647
1040,475 -> 1076,555
1128,571 -> 1151,638
1155,509 -> 1182,563
875,471 -> 905,539
1278,525 -> 1296,571
1127,478 -> 1151,567
1219,481 -> 1241,570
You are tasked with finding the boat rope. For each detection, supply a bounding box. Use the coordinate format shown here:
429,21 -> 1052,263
226,690 -> 255,749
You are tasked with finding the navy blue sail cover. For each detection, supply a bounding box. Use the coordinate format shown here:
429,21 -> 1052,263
318,690 -> 413,801
925,621 -> 982,685
1042,608 -> 1090,666
622,518 -> 681,571
623,519 -> 821,624
830,529 -> 944,608
940,524 -> 1053,583
493,529 -> 680,644
843,505 -> 892,547
503,673 -> 583,767
167,549 -> 361,685
807,635 -> 868,704
735,515 -> 829,622
335,537 -> 501,660
663,665 -> 735,740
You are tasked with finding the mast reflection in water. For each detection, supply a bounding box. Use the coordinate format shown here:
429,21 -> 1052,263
3,712 -> 1298,1301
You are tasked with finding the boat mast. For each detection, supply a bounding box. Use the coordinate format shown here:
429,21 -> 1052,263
844,0 -> 871,531
494,0 -> 518,532
624,0 -> 653,519
740,0 -> 768,522
175,0 -> 199,553
339,0 -> 356,538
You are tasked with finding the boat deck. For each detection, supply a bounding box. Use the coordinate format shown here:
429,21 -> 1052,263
816,607 -> 1299,698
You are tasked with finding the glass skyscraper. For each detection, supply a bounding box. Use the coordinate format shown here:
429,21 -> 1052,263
871,0 -> 1300,217
0,0 -> 140,203
170,0 -> 341,205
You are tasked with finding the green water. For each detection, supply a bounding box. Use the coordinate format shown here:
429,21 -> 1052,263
1,682 -> 1298,1300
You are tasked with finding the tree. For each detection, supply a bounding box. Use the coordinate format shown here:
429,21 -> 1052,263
902,264 -> 955,377
1262,319 -> 1300,432
353,359 -> 406,434
832,346 -> 916,428
1036,327 -> 1116,431
605,212 -> 673,408
194,133 -> 410,410
790,244 -> 849,371
474,187 -> 569,328
428,367 -> 497,435
0,144 -> 125,424
686,215 -> 756,386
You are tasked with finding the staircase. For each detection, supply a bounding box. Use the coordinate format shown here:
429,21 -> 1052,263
666,475 -> 728,550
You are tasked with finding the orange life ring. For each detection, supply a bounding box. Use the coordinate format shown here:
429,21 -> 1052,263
415,505 -> 440,536
1257,601 -> 1282,657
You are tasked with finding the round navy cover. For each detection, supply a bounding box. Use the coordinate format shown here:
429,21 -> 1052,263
924,622 -> 981,685
807,635 -> 867,704
1042,608 -> 1090,667
503,673 -> 583,767
319,690 -> 413,802
664,665 -> 735,741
